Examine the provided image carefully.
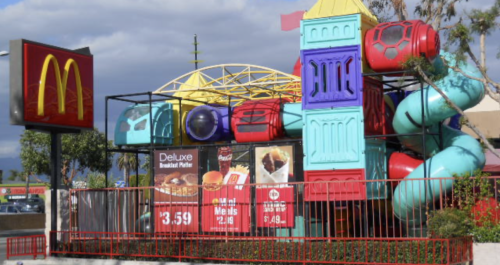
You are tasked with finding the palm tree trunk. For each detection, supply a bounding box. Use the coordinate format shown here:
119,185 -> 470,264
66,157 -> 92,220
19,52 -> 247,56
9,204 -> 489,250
124,153 -> 129,186
25,173 -> 30,199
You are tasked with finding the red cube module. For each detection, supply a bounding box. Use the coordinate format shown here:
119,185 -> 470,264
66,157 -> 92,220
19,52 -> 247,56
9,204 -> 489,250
304,169 -> 366,201
363,77 -> 385,136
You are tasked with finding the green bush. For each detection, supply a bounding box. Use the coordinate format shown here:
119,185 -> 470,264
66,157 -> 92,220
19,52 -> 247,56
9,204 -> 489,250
427,208 -> 473,238
54,239 -> 460,264
452,170 -> 492,212
473,224 -> 500,242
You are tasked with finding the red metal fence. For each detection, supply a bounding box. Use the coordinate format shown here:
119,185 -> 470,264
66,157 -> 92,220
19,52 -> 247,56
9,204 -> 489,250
68,176 -> 500,240
6,234 -> 46,260
49,176 -> 498,263
50,231 -> 472,264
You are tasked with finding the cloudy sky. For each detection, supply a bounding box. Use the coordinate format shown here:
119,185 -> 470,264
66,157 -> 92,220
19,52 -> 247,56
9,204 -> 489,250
0,0 -> 497,177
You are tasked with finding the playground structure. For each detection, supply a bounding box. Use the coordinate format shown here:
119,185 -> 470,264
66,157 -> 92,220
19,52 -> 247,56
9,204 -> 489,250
51,0 -> 493,263
110,0 -> 485,228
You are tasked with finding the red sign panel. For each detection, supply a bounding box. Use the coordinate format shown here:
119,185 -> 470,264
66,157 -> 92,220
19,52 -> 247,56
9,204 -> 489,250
155,204 -> 199,233
10,39 -> 94,130
256,187 -> 295,228
0,186 -> 47,195
202,186 -> 251,233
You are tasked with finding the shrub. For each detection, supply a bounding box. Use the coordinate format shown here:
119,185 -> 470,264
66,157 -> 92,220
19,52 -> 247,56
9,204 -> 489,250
54,239 -> 457,264
473,224 -> 500,242
427,208 -> 473,238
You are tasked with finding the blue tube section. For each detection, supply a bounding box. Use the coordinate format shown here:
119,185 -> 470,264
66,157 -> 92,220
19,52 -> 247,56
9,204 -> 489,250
392,53 -> 486,225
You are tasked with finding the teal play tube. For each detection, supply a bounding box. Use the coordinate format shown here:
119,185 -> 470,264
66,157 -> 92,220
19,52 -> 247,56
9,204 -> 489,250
392,53 -> 486,226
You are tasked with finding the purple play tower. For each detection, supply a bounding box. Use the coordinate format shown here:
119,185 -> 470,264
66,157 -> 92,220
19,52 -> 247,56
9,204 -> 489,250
185,105 -> 232,142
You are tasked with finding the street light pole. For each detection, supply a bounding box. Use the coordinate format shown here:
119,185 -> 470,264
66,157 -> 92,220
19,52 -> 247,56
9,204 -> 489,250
0,51 -> 8,57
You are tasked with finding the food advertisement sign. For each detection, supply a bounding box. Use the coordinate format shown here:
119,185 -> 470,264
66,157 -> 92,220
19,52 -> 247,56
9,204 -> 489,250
256,187 -> 295,227
154,204 -> 199,233
255,146 -> 295,228
255,145 -> 294,185
154,149 -> 199,233
202,146 -> 251,233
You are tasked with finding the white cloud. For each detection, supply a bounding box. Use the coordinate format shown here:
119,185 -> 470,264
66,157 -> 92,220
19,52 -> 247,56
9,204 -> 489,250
0,0 -> 498,162
0,140 -> 21,158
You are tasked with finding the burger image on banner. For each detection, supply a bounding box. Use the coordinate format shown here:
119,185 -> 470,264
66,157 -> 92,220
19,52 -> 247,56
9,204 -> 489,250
255,146 -> 293,186
202,171 -> 224,191
202,166 -> 250,191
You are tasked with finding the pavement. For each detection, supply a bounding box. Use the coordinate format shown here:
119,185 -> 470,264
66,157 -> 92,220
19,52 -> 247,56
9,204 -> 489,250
3,258 -> 231,265
0,229 -> 45,264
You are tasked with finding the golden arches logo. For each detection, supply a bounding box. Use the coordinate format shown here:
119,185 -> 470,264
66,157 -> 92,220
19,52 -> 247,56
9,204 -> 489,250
38,54 -> 84,120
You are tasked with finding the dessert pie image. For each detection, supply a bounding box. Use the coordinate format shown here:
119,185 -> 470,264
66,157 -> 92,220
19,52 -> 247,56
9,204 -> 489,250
155,172 -> 198,196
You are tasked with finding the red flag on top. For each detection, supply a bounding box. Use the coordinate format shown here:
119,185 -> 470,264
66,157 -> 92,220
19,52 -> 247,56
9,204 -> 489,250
280,11 -> 305,31
292,57 -> 301,77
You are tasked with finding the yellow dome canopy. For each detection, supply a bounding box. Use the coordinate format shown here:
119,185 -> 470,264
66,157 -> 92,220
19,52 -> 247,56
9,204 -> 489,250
303,0 -> 378,22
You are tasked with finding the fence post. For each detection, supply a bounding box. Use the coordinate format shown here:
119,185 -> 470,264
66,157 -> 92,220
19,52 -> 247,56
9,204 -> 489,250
446,239 -> 450,265
470,236 -> 474,264
178,235 -> 182,262
6,238 -> 9,260
109,233 -> 113,259
43,235 -> 47,259
33,236 -> 36,260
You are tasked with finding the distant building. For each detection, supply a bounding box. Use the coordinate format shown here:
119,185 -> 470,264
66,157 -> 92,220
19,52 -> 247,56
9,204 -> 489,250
72,181 -> 87,189
463,96 -> 500,141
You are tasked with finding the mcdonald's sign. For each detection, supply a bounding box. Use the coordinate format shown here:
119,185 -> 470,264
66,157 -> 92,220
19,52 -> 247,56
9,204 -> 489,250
10,39 -> 93,131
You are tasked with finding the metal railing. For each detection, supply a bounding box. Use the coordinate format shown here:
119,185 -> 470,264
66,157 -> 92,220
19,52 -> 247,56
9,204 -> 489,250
68,176 -> 500,239
6,234 -> 46,260
49,231 -> 472,264
54,176 -> 499,263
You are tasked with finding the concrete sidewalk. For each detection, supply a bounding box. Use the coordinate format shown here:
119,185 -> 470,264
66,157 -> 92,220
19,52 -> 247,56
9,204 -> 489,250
0,229 -> 44,238
3,258 -> 232,265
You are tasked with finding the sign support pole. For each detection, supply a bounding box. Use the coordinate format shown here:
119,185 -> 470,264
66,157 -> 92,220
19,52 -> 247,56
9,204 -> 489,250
49,132 -> 61,253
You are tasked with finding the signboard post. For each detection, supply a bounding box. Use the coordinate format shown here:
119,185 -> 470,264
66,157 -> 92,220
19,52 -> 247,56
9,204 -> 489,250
9,39 -> 93,253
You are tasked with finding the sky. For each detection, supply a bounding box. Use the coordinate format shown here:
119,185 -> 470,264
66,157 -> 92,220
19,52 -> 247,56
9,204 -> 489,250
0,0 -> 498,179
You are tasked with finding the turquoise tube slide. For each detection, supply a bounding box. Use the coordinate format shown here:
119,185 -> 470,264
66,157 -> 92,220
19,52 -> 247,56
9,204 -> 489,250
392,53 -> 486,226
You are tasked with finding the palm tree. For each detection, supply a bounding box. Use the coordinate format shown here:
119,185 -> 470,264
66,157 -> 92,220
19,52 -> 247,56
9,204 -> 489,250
116,152 -> 138,186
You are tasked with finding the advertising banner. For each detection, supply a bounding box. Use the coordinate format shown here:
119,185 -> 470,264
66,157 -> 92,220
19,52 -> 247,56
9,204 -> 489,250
154,149 -> 199,203
154,149 -> 199,233
0,186 -> 46,195
256,187 -> 295,227
202,186 -> 251,232
255,145 -> 294,185
255,145 -> 295,228
201,146 -> 251,233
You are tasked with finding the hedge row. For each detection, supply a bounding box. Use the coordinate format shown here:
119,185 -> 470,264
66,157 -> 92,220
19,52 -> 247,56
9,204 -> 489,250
53,238 -> 470,264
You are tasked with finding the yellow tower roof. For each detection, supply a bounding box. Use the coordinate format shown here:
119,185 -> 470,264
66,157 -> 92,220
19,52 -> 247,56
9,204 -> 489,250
303,0 -> 378,22
172,71 -> 218,103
